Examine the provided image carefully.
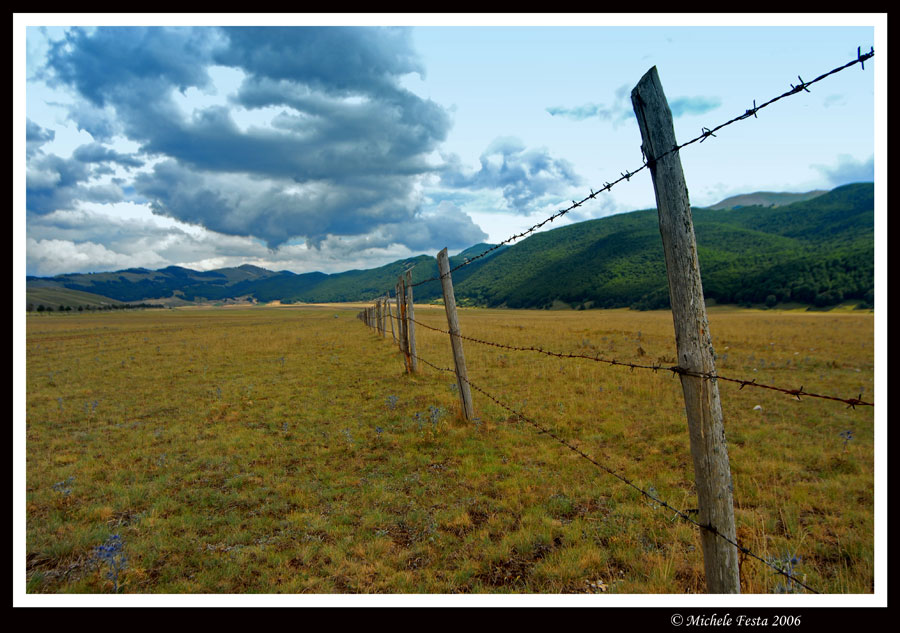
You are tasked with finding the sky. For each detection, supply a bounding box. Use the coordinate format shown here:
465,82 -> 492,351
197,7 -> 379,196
16,15 -> 883,280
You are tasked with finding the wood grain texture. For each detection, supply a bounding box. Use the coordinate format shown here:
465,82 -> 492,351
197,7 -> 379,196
632,66 -> 740,593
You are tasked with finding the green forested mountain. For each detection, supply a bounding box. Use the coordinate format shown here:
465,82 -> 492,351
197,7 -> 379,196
450,183 -> 872,309
26,183 -> 874,310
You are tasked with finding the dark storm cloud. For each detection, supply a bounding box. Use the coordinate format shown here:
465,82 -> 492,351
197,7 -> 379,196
26,133 -> 135,215
439,137 -> 582,213
26,119 -> 55,158
41,26 -> 472,251
27,152 -> 92,214
46,26 -> 218,109
72,142 -> 144,168
132,160 -> 424,250
214,26 -> 424,98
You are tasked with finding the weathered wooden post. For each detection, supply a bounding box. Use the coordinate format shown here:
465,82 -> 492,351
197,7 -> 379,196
395,284 -> 404,352
405,270 -> 418,373
375,298 -> 382,336
436,248 -> 474,421
386,293 -> 397,343
397,277 -> 412,373
632,66 -> 740,593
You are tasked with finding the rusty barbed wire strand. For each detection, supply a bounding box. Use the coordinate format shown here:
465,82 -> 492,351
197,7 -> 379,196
407,315 -> 873,408
406,46 -> 873,290
403,344 -> 820,594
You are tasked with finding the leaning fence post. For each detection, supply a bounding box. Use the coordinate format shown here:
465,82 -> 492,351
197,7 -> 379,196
436,248 -> 474,421
405,270 -> 418,374
632,66 -> 740,593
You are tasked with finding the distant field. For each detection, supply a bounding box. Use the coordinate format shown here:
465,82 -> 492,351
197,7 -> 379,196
23,306 -> 875,594
26,286 -> 124,310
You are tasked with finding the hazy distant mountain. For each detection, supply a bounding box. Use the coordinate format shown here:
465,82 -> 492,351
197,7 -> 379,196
707,189 -> 828,210
26,183 -> 874,311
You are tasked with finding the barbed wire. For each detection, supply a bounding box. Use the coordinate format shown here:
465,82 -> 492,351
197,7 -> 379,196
407,46 -> 874,290
406,315 -> 873,408
405,345 -> 820,594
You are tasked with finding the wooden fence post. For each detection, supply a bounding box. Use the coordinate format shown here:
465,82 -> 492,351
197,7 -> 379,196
405,270 -> 418,373
632,66 -> 740,593
397,278 -> 411,373
386,293 -> 397,343
436,248 -> 474,421
395,285 -> 404,352
375,299 -> 382,336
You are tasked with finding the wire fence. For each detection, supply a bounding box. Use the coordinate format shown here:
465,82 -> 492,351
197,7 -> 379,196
408,348 -> 822,594
407,314 -> 873,409
410,46 -> 874,289
355,47 -> 875,594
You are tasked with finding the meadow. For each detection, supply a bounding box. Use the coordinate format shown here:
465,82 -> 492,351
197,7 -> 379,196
23,304 -> 875,595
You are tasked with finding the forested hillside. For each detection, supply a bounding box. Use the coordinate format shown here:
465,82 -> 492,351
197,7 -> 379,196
26,183 -> 874,310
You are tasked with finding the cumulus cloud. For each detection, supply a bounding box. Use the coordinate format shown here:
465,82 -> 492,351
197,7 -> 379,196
26,237 -> 158,276
71,142 -> 143,168
26,137 -> 138,215
26,119 -> 55,158
36,26 -> 466,253
439,136 -> 582,213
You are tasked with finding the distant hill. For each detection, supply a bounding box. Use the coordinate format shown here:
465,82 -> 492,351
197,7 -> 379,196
26,183 -> 874,311
707,189 -> 828,210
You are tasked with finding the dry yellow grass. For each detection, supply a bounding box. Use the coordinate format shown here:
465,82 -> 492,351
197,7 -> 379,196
23,305 -> 874,594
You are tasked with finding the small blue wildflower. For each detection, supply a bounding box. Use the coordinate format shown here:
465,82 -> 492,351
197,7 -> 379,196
386,395 -> 398,410
92,534 -> 127,593
839,429 -> 854,450
428,405 -> 446,427
770,552 -> 804,594
52,476 -> 75,497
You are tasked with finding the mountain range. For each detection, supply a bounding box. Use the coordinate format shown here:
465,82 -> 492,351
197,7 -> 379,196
26,183 -> 875,311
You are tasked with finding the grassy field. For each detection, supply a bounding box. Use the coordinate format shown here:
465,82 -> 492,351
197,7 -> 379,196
22,304 -> 875,595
